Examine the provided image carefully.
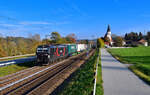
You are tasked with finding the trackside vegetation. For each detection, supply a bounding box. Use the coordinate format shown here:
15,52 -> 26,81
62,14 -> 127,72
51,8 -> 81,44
0,61 -> 35,77
96,49 -> 103,95
108,46 -> 150,85
59,51 -> 99,95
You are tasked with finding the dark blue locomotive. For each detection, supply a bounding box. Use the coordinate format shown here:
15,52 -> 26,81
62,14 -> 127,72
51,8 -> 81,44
36,45 -> 68,64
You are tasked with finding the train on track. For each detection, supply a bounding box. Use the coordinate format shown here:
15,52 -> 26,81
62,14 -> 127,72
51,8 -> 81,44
36,44 -> 94,65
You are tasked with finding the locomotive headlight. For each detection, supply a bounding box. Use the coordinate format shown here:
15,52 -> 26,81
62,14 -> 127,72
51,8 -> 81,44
48,55 -> 50,58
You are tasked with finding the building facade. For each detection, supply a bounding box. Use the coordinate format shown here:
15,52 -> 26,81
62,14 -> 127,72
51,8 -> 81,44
104,25 -> 113,46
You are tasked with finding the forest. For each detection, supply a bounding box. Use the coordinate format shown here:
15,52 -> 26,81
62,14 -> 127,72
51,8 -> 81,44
0,32 -> 77,57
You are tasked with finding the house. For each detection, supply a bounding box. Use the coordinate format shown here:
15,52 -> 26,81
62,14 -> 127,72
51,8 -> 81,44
138,39 -> 148,46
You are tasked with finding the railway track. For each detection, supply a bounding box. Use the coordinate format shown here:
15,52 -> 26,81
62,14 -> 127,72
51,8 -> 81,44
0,50 -> 95,95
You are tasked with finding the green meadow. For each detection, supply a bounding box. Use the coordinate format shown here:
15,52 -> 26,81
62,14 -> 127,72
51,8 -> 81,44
108,47 -> 150,84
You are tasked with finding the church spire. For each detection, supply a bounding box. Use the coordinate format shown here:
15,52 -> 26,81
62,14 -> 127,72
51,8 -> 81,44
107,24 -> 111,32
104,24 -> 112,46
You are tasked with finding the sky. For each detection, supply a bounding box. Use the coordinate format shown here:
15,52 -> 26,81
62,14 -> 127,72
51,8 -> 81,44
0,0 -> 150,39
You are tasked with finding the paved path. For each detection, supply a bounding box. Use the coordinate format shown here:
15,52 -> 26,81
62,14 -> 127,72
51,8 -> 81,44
101,49 -> 150,95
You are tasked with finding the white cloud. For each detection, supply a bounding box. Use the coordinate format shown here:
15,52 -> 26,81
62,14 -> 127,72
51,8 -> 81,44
0,23 -> 19,27
19,21 -> 53,25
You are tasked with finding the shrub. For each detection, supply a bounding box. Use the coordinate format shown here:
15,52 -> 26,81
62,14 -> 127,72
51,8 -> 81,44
97,38 -> 104,48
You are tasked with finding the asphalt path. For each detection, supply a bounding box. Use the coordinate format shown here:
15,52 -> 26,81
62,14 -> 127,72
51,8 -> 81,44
0,56 -> 36,67
101,49 -> 150,95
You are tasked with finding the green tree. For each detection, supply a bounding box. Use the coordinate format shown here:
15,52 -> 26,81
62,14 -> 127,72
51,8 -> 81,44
139,32 -> 143,40
97,38 -> 104,48
51,32 -> 62,44
124,33 -> 128,40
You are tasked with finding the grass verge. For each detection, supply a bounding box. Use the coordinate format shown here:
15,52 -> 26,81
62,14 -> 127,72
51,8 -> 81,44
108,47 -> 150,85
58,50 -> 98,95
96,49 -> 103,95
0,61 -> 35,77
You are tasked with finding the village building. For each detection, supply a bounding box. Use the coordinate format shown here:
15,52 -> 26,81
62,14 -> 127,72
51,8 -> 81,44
138,39 -> 148,46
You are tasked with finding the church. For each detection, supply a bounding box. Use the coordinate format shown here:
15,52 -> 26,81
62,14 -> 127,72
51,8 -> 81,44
104,25 -> 113,46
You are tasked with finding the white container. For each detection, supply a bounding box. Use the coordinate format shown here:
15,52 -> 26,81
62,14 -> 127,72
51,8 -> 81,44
77,44 -> 87,52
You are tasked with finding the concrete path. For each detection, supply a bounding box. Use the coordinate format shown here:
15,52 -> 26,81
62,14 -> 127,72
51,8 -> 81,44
101,49 -> 150,95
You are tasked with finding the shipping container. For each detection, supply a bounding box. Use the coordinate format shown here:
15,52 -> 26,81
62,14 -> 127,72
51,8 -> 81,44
77,44 -> 87,52
65,44 -> 77,56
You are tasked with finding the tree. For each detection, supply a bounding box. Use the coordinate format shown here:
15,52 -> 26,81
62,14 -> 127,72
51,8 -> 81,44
32,34 -> 41,41
97,38 -> 104,48
66,33 -> 76,43
51,32 -> 62,44
147,32 -> 150,40
139,32 -> 143,40
124,32 -> 139,41
104,37 -> 110,43
147,32 -> 150,46
124,33 -> 128,40
113,36 -> 123,47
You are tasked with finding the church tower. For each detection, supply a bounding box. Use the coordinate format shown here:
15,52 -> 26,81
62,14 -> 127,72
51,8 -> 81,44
104,25 -> 113,45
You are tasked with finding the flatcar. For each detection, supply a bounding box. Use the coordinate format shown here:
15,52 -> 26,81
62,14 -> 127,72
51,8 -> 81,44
36,45 -> 68,65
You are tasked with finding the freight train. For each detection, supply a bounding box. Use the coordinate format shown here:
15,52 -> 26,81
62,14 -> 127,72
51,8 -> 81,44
36,44 -> 93,65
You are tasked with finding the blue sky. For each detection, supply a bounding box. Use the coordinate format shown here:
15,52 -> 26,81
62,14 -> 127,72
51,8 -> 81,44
0,0 -> 150,39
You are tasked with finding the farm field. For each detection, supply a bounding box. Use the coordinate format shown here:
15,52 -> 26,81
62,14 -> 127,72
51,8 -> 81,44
108,46 -> 150,84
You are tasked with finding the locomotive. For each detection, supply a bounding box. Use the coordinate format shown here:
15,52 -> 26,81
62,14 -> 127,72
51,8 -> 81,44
36,45 -> 68,64
36,44 -> 93,65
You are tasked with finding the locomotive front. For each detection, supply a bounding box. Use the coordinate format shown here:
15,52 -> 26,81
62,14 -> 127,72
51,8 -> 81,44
36,45 -> 50,64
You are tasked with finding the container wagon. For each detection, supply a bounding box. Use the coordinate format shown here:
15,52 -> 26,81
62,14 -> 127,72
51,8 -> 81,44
77,44 -> 87,52
65,44 -> 77,56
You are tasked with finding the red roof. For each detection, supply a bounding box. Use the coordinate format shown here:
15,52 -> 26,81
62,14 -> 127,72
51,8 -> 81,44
138,39 -> 147,43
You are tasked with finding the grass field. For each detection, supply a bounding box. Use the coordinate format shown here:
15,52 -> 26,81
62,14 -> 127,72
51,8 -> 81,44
108,46 -> 150,84
59,50 -> 99,95
0,61 -> 35,77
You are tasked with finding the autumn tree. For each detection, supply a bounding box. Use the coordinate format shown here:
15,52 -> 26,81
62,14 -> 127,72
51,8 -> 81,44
104,37 -> 110,43
113,36 -> 123,47
97,38 -> 104,48
66,33 -> 76,43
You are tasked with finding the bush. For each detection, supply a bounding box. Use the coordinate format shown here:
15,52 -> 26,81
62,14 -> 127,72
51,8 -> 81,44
97,38 -> 104,48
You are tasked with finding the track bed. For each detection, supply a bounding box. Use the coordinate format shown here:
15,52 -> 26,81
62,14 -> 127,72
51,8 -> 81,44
0,50 -> 95,95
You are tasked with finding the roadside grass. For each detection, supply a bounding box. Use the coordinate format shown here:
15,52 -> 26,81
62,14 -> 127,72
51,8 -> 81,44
59,50 -> 98,95
96,49 -> 103,95
108,46 -> 150,85
0,61 -> 35,77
